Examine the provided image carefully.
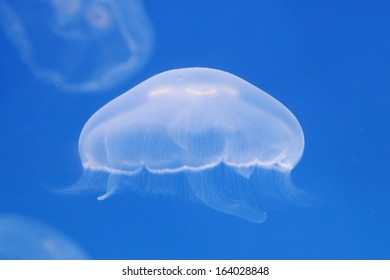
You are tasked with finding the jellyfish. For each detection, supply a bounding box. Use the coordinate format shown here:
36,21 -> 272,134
0,0 -> 153,92
0,215 -> 88,259
70,67 -> 305,223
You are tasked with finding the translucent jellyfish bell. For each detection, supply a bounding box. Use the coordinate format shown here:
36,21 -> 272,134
0,0 -> 153,92
73,67 -> 305,223
0,215 -> 88,259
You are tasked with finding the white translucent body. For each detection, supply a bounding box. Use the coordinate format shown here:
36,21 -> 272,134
81,68 -> 303,173
0,215 -> 87,260
77,68 -> 305,223
0,0 -> 153,92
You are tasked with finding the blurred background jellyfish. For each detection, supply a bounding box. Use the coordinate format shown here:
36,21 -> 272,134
0,215 -> 88,259
70,67 -> 305,223
0,0 -> 154,92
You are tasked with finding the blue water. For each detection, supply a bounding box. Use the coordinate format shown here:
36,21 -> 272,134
0,0 -> 389,259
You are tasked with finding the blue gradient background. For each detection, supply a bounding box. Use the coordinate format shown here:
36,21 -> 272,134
0,0 -> 389,259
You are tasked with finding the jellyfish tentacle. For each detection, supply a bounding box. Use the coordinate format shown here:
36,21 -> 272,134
185,170 -> 267,223
97,174 -> 120,200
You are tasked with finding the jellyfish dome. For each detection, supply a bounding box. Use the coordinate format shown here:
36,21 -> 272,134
0,0 -> 154,92
75,67 -> 305,223
0,215 -> 88,260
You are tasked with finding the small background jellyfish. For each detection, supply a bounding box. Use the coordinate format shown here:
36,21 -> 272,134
0,0 -> 154,92
68,67 -> 305,223
0,214 -> 88,259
